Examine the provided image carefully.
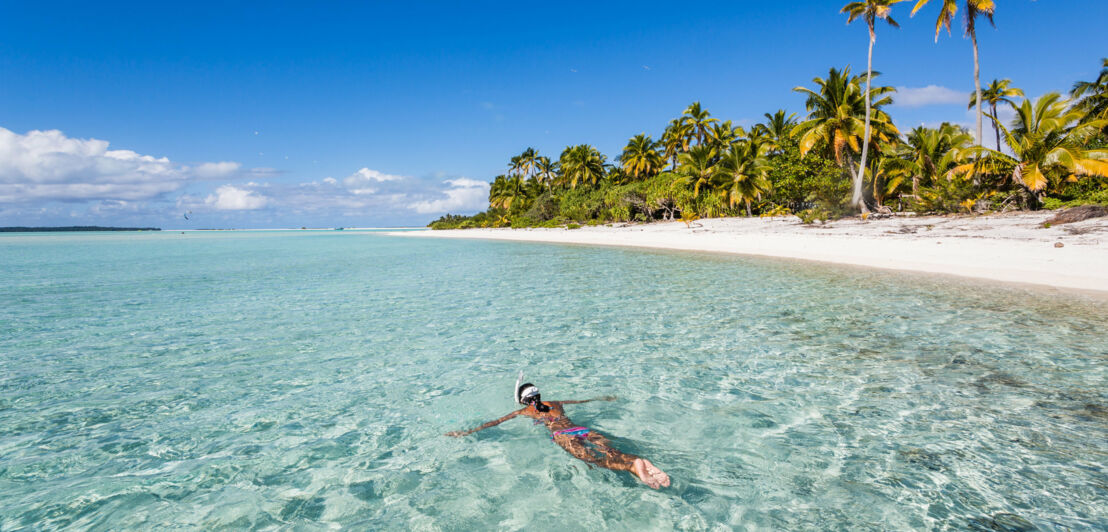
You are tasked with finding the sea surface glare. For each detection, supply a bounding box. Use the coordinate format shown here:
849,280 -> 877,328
1,230 -> 1106,530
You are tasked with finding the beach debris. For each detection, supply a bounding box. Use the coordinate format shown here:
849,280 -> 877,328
1054,242 -> 1064,248
1043,205 -> 1108,226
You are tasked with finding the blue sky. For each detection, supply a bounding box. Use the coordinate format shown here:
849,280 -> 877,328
1,0 -> 1106,228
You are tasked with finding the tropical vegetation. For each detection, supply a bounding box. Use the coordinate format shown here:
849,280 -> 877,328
428,2 -> 1108,229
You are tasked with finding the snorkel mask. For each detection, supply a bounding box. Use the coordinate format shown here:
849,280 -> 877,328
514,371 -> 549,412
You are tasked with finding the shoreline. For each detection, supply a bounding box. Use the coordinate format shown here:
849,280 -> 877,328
388,212 -> 1108,295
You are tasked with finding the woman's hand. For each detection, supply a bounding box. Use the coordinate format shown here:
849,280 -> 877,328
445,430 -> 466,437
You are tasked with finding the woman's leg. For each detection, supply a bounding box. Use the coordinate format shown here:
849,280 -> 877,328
553,433 -> 670,488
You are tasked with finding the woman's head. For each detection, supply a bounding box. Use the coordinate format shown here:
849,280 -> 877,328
516,382 -> 549,412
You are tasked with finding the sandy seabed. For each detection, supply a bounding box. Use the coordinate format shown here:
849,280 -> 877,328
389,211 -> 1108,295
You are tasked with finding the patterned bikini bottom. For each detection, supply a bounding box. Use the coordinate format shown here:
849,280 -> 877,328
551,426 -> 591,439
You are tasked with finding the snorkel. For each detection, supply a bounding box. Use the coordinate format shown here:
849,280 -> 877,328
515,371 -> 549,413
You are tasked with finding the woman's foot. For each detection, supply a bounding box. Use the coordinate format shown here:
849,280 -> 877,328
632,458 -> 670,489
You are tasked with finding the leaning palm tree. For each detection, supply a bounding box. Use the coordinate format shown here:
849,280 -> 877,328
619,134 -> 665,180
716,139 -> 771,216
675,145 -> 720,197
951,93 -> 1108,202
793,66 -> 898,212
969,79 -> 1024,150
911,0 -> 996,148
842,0 -> 905,215
1071,58 -> 1108,125
683,102 -> 719,146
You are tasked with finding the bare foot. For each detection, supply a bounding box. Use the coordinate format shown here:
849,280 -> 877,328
632,458 -> 670,489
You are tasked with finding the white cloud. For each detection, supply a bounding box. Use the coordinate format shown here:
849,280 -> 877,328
191,161 -> 241,179
894,85 -> 967,107
204,185 -> 268,210
408,178 -> 489,214
249,167 -> 281,178
341,167 -> 404,196
0,127 -> 244,204
322,177 -> 337,185
343,167 -> 401,184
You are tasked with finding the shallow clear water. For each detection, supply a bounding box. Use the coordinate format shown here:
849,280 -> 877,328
1,230 -> 1106,531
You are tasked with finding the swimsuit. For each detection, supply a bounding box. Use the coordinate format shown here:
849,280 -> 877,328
552,426 -> 591,439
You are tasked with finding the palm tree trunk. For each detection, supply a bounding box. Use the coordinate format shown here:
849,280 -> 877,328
745,199 -> 752,217
992,102 -> 1001,151
854,28 -> 875,215
972,30 -> 984,149
873,173 -> 881,208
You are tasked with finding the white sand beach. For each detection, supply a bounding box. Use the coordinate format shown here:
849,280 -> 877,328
392,211 -> 1108,294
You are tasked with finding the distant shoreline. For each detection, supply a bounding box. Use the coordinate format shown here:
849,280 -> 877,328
0,226 -> 160,232
390,212 -> 1108,295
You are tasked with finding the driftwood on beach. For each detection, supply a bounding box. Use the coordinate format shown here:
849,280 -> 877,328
1044,206 -> 1108,226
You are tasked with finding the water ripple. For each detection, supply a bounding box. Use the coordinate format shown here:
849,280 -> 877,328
1,231 -> 1106,530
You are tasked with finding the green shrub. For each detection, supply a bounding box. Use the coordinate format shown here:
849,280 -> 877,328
566,223 -> 582,230
509,216 -> 537,228
766,139 -> 846,212
523,192 -> 560,221
797,208 -> 831,224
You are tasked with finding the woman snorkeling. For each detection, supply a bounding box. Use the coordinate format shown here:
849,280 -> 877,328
446,375 -> 670,489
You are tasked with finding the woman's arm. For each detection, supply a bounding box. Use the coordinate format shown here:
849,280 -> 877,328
557,396 -> 617,405
445,410 -> 520,437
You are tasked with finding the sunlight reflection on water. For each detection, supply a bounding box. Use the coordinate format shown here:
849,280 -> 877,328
1,230 -> 1106,530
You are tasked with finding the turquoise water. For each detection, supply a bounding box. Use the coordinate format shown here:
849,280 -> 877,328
1,230 -> 1106,530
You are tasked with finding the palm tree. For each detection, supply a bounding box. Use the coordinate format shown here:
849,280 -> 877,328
488,175 -> 508,209
1072,58 -> 1108,125
706,120 -> 745,151
842,0 -> 905,216
662,118 -> 694,170
793,66 -> 898,212
518,147 -> 539,179
535,156 -> 558,190
508,155 -> 524,179
489,174 -> 527,210
969,79 -> 1024,150
904,123 -> 974,195
911,0 -> 996,148
619,134 -> 665,180
754,110 -> 798,152
558,144 -> 607,189
952,93 -> 1108,201
716,140 -> 771,216
675,145 -> 720,197
868,143 -> 914,208
683,102 -> 719,146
